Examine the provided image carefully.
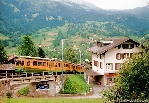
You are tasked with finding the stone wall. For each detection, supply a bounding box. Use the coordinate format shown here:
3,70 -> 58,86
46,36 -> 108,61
0,79 -> 12,98
29,75 -> 66,97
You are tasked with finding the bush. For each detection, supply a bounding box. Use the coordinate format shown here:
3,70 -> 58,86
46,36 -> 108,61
63,74 -> 90,94
17,86 -> 29,96
6,91 -> 12,99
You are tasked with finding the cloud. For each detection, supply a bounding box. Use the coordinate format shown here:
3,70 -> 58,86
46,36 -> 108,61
84,0 -> 148,10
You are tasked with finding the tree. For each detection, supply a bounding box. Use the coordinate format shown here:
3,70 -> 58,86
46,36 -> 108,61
0,40 -> 7,64
18,36 -> 37,56
64,47 -> 77,63
53,30 -> 65,47
38,47 -> 45,58
102,50 -> 149,101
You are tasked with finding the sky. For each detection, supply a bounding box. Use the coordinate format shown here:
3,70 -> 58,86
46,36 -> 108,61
84,0 -> 149,10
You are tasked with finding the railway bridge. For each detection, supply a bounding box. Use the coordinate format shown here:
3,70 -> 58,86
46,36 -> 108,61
0,74 -> 68,98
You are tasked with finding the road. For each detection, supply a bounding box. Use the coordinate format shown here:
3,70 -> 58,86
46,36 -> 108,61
61,84 -> 109,99
13,83 -> 109,99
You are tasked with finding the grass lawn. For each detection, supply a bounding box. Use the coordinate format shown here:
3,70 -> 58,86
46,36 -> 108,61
2,98 -> 106,103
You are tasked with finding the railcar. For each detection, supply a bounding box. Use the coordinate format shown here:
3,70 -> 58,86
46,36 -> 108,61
14,56 -> 85,73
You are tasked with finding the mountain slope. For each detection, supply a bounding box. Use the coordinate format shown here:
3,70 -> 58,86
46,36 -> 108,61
0,0 -> 149,55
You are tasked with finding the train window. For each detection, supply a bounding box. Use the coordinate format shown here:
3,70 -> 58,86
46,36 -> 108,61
38,62 -> 42,66
27,61 -> 30,66
49,63 -> 51,68
21,61 -> 24,66
16,61 -> 20,66
66,64 -> 68,67
58,63 -> 61,67
73,65 -> 75,69
33,61 -> 37,66
43,62 -> 46,66
55,63 -> 57,67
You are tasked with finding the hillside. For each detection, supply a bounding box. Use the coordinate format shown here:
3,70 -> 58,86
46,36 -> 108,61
0,0 -> 149,59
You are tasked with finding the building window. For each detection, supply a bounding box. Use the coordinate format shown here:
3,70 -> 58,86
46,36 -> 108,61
122,44 -> 134,49
94,60 -> 99,67
106,63 -> 113,71
129,44 -> 134,49
122,44 -> 129,49
122,53 -> 129,59
115,63 -> 121,70
106,77 -> 116,85
118,45 -> 121,49
116,53 -> 121,60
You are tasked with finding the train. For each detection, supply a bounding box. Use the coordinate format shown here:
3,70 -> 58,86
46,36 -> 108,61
14,56 -> 86,73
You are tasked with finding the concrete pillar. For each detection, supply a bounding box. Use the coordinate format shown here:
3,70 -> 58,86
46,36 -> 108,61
87,76 -> 90,84
84,72 -> 86,82
103,75 -> 106,86
32,72 -> 33,77
6,71 -> 7,78
12,72 -> 13,78
26,72 -> 27,77
43,72 -> 44,76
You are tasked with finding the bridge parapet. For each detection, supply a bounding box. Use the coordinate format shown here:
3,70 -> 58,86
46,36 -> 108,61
0,74 -> 68,97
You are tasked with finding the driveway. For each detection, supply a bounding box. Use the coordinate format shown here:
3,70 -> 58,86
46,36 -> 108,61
63,84 -> 109,99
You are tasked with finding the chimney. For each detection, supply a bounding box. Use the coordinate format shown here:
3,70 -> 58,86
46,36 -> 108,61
97,41 -> 103,47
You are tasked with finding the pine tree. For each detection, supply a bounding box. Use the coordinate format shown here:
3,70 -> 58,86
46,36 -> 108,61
53,30 -> 65,47
38,47 -> 45,58
0,40 -> 7,64
18,36 -> 37,56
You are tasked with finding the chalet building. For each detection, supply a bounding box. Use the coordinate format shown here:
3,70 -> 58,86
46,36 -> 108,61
87,37 -> 143,86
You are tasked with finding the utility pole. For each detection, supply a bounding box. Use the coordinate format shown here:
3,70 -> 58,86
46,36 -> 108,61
61,39 -> 68,91
79,50 -> 81,75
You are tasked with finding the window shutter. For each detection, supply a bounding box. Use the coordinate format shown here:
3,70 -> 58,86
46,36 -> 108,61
115,63 -> 117,70
116,53 -> 118,59
121,53 -> 124,59
100,62 -> 102,68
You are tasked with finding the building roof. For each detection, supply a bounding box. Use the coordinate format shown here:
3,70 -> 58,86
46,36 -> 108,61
7,55 -> 18,61
85,69 -> 104,76
87,37 -> 140,55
